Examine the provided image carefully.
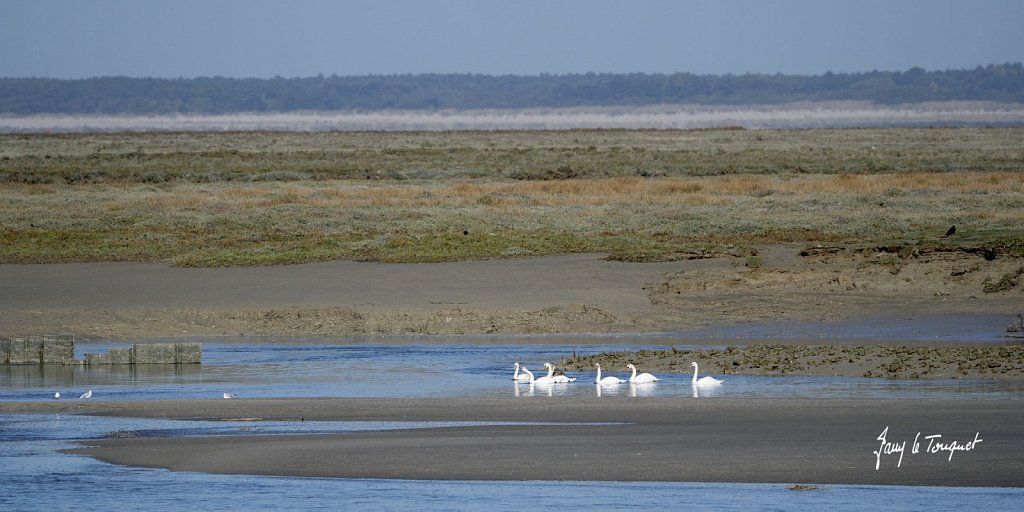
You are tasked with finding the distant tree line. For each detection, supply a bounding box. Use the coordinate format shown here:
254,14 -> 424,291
1,63 -> 1021,115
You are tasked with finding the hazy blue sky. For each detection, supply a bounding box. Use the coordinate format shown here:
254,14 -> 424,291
2,0 -> 1022,78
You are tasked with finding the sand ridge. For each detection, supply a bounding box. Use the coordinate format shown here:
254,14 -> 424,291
1,245 -> 1021,339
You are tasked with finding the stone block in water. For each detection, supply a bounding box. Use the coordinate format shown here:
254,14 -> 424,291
9,337 -> 43,364
175,343 -> 202,364
108,347 -> 133,364
85,352 -> 111,365
132,344 -> 177,364
3,336 -> 202,365
42,334 -> 74,363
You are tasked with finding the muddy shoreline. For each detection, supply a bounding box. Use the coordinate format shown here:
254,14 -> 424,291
2,244 -> 1022,340
563,343 -> 1024,380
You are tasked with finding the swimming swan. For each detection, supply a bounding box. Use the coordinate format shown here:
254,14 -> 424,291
544,362 -> 576,383
519,366 -> 554,385
626,363 -> 659,383
512,362 -> 532,382
691,362 -> 723,387
594,363 -> 625,385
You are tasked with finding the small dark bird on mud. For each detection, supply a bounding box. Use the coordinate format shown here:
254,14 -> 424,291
943,225 -> 956,237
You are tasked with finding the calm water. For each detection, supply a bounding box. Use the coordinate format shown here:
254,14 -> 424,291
2,335 -> 1023,510
3,337 -> 1023,401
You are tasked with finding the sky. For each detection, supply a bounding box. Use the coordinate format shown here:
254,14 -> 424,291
1,0 -> 1022,79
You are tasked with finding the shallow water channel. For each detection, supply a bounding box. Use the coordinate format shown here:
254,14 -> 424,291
2,333 -> 1022,510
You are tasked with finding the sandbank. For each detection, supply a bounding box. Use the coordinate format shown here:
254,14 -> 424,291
36,397 -> 1023,487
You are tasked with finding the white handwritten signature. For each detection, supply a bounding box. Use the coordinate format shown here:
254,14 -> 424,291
873,426 -> 983,470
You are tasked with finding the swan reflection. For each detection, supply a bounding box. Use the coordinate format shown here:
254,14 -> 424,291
514,381 -> 556,397
629,382 -> 656,397
595,383 -> 628,397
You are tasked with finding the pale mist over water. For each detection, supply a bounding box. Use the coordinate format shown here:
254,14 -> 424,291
3,101 -> 1023,133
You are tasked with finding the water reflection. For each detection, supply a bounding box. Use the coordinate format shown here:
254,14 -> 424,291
594,383 -> 627,397
629,383 -> 656,397
1,363 -> 203,401
512,381 -> 574,397
691,384 -> 728,398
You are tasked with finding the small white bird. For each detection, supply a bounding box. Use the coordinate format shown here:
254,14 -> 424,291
222,392 -> 237,399
627,363 -> 659,383
53,392 -> 61,400
79,390 -> 92,400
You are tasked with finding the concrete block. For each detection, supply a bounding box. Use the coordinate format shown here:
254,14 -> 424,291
175,343 -> 202,364
42,334 -> 74,363
9,337 -> 43,364
85,352 -> 111,365
3,336 -> 202,366
108,347 -> 133,364
133,344 -> 176,364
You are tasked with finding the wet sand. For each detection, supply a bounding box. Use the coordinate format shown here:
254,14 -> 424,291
45,397 -> 1023,487
2,245 -> 1021,338
0,254 -> 687,337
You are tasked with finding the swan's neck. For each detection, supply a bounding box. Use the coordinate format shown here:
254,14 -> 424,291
513,365 -> 521,378
692,364 -> 699,384
546,366 -> 555,378
595,365 -> 602,381
630,366 -> 637,380
522,368 -> 534,383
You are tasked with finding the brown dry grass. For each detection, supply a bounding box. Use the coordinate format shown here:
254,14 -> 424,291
1,129 -> 1022,266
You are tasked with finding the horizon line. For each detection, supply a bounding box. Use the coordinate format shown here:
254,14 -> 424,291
3,62 -> 1021,82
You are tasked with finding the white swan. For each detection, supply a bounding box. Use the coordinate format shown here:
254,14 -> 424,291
53,392 -> 60,400
544,362 -> 576,383
512,362 -> 531,382
79,390 -> 92,399
594,363 -> 625,385
626,363 -> 658,383
519,366 -> 555,385
691,362 -> 723,387
222,392 -> 237,399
